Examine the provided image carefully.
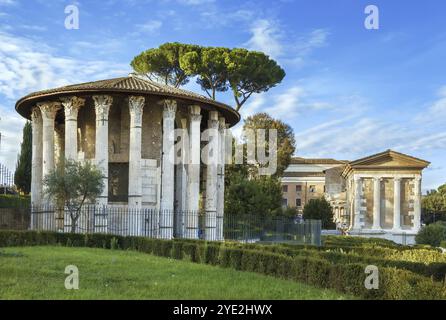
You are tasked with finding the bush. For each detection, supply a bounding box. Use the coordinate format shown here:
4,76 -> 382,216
303,197 -> 335,229
416,222 -> 446,247
1,230 -> 445,300
0,195 -> 30,208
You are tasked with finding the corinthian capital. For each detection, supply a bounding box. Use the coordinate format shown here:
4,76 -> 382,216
61,96 -> 85,120
162,99 -> 177,119
37,101 -> 61,120
129,96 -> 145,115
218,117 -> 226,131
93,95 -> 113,119
31,107 -> 42,123
189,105 -> 201,122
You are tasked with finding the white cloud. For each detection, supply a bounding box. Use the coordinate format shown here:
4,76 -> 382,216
245,19 -> 283,59
136,20 -> 163,34
0,30 -> 129,171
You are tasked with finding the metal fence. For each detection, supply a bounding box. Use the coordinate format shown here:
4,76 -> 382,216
0,205 -> 322,246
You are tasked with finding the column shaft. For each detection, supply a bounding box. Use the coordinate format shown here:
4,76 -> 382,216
353,177 -> 362,230
62,96 -> 84,161
373,177 -> 381,229
216,117 -> 226,241
38,101 -> 61,204
128,96 -> 145,207
93,95 -> 113,206
185,106 -> 201,239
393,177 -> 401,230
160,100 -> 176,239
205,111 -> 219,241
413,176 -> 422,231
31,107 -> 43,209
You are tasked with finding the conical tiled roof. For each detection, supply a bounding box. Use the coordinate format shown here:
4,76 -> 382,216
15,75 -> 240,125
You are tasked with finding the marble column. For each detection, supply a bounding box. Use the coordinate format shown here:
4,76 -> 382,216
160,99 -> 176,239
413,176 -> 422,232
185,105 -> 201,239
31,107 -> 43,210
353,176 -> 362,230
216,117 -> 226,241
61,96 -> 85,161
93,95 -> 113,206
204,111 -> 219,241
372,177 -> 381,229
54,124 -> 65,168
393,177 -> 401,231
128,96 -> 145,208
38,101 -> 61,204
174,118 -> 188,238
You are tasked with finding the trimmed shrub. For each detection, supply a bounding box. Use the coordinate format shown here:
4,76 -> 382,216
416,222 -> 446,247
1,230 -> 445,300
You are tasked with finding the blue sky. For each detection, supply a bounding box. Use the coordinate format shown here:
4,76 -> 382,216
0,0 -> 445,191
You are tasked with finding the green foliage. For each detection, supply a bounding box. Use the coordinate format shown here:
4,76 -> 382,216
303,197 -> 336,229
130,43 -> 285,111
416,222 -> 446,247
226,48 -> 285,111
224,172 -> 282,215
43,160 -> 104,232
242,112 -> 296,177
14,121 -> 32,194
0,194 -> 30,208
422,184 -> 446,220
130,42 -> 199,87
180,46 -> 230,100
2,231 -> 446,299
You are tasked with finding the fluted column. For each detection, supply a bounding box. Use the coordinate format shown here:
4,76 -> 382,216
61,96 -> 85,161
128,96 -> 145,208
38,102 -> 61,203
54,124 -> 65,168
373,177 -> 381,229
393,177 -> 401,231
352,176 -> 362,230
160,99 -> 176,239
216,116 -> 226,241
185,105 -> 201,239
413,175 -> 422,232
205,111 -> 219,241
31,107 -> 43,209
93,95 -> 113,205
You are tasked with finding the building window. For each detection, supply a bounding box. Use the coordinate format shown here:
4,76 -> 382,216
309,185 -> 316,193
296,185 -> 302,192
296,198 -> 302,207
282,198 -> 288,207
282,185 -> 288,193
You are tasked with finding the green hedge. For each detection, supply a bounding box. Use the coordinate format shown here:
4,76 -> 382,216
0,195 -> 30,208
1,230 -> 445,299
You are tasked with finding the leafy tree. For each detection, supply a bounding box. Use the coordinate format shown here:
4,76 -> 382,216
225,172 -> 282,216
130,43 -> 285,111
130,42 -> 199,87
180,46 -> 229,100
226,48 -> 285,111
416,221 -> 446,247
423,190 -> 446,212
303,197 -> 336,229
243,112 -> 296,177
43,160 -> 104,233
14,121 -> 32,194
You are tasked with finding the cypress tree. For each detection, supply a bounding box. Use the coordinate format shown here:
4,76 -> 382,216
14,121 -> 32,194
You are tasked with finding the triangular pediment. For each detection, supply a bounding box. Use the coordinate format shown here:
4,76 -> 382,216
348,150 -> 430,168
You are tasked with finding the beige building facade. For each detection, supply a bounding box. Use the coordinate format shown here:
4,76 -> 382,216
282,150 -> 429,244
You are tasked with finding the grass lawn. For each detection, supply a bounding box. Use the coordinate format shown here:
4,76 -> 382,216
0,246 -> 352,300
